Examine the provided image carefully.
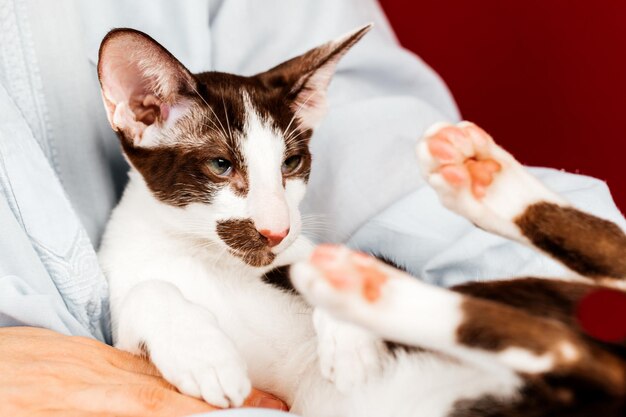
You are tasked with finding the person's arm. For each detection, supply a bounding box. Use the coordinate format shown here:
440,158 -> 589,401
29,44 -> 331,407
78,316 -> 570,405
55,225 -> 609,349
0,327 -> 286,417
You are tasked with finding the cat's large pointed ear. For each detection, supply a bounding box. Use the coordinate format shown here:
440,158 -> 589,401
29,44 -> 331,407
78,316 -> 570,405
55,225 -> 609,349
97,29 -> 197,148
257,24 -> 372,129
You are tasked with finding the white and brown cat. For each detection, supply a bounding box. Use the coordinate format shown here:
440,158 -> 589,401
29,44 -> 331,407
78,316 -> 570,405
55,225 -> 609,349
97,26 -> 626,416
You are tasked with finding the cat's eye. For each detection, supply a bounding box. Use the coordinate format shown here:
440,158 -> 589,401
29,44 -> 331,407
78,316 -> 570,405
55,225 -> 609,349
207,158 -> 233,176
282,155 -> 303,175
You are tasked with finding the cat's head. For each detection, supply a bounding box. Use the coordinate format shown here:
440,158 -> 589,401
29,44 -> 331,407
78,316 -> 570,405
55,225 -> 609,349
98,25 -> 370,268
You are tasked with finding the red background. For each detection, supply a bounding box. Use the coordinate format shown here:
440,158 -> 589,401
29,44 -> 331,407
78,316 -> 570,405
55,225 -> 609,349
380,0 -> 626,211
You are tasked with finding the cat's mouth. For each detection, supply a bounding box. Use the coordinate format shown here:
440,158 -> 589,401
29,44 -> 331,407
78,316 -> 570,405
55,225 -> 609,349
216,218 -> 297,267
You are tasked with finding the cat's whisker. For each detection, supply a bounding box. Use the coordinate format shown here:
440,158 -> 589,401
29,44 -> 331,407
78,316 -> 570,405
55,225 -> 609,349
219,96 -> 240,159
207,104 -> 230,142
283,90 -> 318,141
212,246 -> 231,269
198,121 -> 238,160
301,221 -> 330,228
301,215 -> 333,241
285,127 -> 310,147
200,121 -> 225,138
301,227 -> 332,237
190,83 -> 230,140
300,226 -> 330,236
301,215 -> 332,229
301,217 -> 330,224
302,217 -> 331,223
222,95 -> 234,142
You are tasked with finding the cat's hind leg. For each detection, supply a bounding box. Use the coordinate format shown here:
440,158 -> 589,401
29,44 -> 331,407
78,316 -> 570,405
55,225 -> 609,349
291,245 -> 626,396
416,121 -> 566,242
417,122 -> 626,280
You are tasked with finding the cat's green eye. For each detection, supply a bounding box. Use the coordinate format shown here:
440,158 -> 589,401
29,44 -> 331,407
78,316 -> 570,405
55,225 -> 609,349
207,158 -> 233,176
282,155 -> 303,175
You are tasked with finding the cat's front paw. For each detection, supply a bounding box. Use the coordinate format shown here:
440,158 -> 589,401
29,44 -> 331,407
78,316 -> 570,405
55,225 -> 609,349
314,309 -> 385,392
144,320 -> 251,408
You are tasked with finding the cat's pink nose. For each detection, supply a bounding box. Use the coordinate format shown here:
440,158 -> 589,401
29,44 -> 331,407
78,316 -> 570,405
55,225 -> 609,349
258,228 -> 289,247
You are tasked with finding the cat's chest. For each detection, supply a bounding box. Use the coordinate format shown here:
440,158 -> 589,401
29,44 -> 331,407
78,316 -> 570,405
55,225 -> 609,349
158,257 -> 314,348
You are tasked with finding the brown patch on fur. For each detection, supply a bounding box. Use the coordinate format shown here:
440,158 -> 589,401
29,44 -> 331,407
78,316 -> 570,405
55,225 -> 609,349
453,278 -> 591,329
455,277 -> 626,354
456,293 -> 626,395
515,203 -> 626,279
449,380 -> 626,417
457,296 -> 571,354
216,219 -> 275,267
262,265 -> 295,293
119,127 -> 222,206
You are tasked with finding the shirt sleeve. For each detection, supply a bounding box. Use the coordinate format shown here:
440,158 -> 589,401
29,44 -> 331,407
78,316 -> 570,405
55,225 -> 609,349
0,82 -> 110,342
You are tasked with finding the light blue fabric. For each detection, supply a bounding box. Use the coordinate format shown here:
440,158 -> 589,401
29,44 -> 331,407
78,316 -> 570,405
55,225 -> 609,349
0,1 -> 625,416
0,83 -> 109,341
0,0 -> 110,341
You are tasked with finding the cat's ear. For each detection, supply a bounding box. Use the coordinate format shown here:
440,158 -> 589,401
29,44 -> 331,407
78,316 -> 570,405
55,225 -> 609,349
257,24 -> 372,129
97,29 -> 197,148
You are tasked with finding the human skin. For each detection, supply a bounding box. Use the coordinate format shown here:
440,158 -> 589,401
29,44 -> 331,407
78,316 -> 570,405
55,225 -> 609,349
0,327 -> 288,416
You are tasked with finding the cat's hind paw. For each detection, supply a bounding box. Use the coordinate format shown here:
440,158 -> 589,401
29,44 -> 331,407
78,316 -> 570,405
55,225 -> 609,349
416,121 -> 565,240
291,245 -> 390,314
290,244 -> 415,326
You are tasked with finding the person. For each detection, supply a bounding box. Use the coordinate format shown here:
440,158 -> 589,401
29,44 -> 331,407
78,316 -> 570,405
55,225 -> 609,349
1,0 -> 624,416
0,327 -> 288,416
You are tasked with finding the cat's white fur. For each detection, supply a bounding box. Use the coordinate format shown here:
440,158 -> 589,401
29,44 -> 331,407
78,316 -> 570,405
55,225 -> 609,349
242,94 -> 296,242
100,106 -> 527,415
97,28 -> 556,416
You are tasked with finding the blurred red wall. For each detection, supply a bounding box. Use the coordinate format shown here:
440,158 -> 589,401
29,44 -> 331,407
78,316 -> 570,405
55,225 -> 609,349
380,0 -> 626,212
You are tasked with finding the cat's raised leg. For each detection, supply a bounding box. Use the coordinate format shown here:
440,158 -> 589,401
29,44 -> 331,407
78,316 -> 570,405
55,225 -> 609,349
115,280 -> 251,408
417,122 -> 626,280
291,245 -> 626,396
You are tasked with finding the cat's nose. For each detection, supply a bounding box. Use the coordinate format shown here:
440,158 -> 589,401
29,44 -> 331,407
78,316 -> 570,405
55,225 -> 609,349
258,228 -> 289,247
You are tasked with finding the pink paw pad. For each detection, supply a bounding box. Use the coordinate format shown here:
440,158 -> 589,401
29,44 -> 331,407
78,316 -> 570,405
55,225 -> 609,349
440,165 -> 469,186
310,244 -> 343,266
309,246 -> 389,303
428,135 -> 459,163
427,123 -> 502,198
460,123 -> 491,149
467,159 -> 502,197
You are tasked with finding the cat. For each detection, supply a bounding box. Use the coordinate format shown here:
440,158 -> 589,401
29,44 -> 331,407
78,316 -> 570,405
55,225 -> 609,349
97,26 -> 626,416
